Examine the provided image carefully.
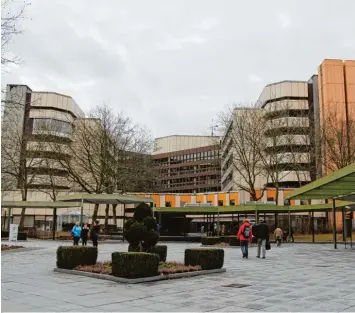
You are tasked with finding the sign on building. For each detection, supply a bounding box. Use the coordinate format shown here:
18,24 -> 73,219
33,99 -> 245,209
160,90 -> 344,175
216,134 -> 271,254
9,224 -> 18,242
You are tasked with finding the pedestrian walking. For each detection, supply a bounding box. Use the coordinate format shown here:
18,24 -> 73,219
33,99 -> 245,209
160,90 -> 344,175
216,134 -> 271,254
81,223 -> 89,246
255,220 -> 269,259
237,219 -> 253,259
91,220 -> 100,248
71,222 -> 81,246
289,227 -> 294,242
274,227 -> 283,247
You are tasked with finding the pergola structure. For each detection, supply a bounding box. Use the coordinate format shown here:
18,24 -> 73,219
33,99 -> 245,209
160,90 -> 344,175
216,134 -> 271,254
285,163 -> 355,249
155,201 -> 355,238
57,193 -> 155,241
1,201 -> 82,240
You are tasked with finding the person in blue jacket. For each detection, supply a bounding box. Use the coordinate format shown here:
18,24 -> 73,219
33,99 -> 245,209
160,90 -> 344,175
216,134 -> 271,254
71,222 -> 82,245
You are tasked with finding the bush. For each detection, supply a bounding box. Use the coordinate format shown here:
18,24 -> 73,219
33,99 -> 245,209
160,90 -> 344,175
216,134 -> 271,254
143,216 -> 157,231
147,245 -> 167,262
229,236 -> 240,246
56,246 -> 98,270
133,203 -> 153,222
124,222 -> 148,248
201,237 -> 221,245
220,236 -> 230,243
1,231 -> 27,240
185,248 -> 224,270
112,252 -> 159,278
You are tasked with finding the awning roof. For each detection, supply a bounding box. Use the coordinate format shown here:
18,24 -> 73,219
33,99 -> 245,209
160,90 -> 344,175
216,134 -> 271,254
56,193 -> 155,205
285,163 -> 355,200
155,201 -> 355,215
1,201 -> 82,209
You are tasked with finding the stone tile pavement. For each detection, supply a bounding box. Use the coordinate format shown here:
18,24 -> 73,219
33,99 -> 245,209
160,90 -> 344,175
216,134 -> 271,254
1,240 -> 355,312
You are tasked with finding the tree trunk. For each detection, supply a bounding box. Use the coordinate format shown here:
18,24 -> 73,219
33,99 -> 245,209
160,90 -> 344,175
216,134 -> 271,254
112,204 -> 117,228
91,203 -> 100,225
19,208 -> 26,231
104,204 -> 110,234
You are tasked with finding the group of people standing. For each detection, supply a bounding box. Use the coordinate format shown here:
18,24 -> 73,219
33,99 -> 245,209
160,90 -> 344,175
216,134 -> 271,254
237,219 -> 292,259
71,220 -> 100,247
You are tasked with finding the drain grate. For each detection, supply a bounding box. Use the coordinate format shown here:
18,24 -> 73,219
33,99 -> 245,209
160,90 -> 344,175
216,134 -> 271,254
314,265 -> 332,268
222,283 -> 251,288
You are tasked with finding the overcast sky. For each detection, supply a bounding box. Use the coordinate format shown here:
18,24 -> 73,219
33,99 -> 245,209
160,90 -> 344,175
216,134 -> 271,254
2,0 -> 355,137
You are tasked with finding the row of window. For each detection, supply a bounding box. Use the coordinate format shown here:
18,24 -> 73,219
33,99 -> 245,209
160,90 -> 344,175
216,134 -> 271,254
164,199 -> 236,207
32,118 -> 72,136
155,150 -> 219,166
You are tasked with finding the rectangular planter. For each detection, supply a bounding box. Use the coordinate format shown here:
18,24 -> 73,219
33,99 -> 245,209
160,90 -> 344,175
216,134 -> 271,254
53,267 -> 226,284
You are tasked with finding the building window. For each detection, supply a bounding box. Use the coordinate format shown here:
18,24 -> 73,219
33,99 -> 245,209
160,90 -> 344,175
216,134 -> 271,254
165,202 -> 171,207
300,200 -> 308,205
218,200 -> 223,206
33,118 -> 72,136
230,199 -> 235,206
284,200 -> 290,205
267,197 -> 274,202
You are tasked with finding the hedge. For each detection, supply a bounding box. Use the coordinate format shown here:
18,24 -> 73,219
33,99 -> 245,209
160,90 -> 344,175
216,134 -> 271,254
56,246 -> 98,269
1,231 -> 27,241
229,236 -> 240,246
112,252 -> 159,278
185,248 -> 224,270
201,237 -> 221,246
147,245 -> 167,262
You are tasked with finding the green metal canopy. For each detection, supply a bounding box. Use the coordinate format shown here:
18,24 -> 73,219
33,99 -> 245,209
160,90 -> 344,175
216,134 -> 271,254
285,163 -> 355,200
1,201 -> 82,209
56,193 -> 155,205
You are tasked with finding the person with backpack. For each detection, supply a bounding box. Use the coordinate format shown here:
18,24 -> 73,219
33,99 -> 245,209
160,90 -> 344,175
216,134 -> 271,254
71,222 -> 82,246
255,219 -> 269,259
237,219 -> 253,259
91,220 -> 100,247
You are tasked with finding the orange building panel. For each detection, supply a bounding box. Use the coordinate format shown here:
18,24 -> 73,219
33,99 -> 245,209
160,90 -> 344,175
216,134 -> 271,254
217,193 -> 226,205
196,194 -> 204,203
206,194 -> 214,203
165,195 -> 176,208
180,195 -> 191,204
229,192 -> 238,205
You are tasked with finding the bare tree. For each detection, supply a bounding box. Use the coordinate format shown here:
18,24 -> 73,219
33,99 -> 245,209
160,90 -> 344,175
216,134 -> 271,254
1,0 -> 30,66
52,104 -> 154,229
219,104 -> 266,201
1,98 -> 40,230
320,105 -> 355,173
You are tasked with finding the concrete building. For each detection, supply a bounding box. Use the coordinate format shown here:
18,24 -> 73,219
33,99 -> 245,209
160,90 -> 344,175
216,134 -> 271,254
153,135 -> 221,194
1,84 -> 84,192
318,59 -> 355,175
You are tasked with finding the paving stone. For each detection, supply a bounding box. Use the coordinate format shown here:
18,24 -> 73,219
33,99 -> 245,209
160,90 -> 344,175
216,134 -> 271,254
1,239 -> 355,312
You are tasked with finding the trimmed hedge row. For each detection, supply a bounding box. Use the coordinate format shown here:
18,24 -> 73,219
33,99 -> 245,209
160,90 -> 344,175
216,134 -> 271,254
1,231 -> 28,241
112,252 -> 159,278
185,248 -> 224,270
56,246 -> 98,269
147,245 -> 167,262
201,237 -> 221,245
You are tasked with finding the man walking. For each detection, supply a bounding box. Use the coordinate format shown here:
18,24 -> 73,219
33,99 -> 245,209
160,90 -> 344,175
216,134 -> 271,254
274,227 -> 283,247
237,219 -> 253,259
256,220 -> 269,259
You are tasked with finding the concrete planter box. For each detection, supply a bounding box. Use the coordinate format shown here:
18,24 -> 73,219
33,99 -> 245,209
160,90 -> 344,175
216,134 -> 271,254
54,267 -> 226,284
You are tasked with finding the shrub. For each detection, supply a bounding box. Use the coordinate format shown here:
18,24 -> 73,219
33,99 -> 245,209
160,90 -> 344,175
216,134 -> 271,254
124,203 -> 160,252
112,252 -> 159,278
133,203 -> 153,222
201,237 -> 221,245
17,232 -> 27,240
220,236 -> 230,243
147,245 -> 167,262
1,231 -> 27,240
229,236 -> 240,246
56,246 -> 98,269
143,216 -> 157,231
185,248 -> 224,270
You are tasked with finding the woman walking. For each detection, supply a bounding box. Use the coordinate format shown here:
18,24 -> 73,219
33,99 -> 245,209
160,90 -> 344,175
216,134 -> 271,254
71,222 -> 82,246
81,223 -> 89,246
274,227 -> 283,247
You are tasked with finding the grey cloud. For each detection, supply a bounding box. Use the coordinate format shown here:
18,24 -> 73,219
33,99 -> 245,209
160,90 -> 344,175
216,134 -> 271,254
2,0 -> 355,138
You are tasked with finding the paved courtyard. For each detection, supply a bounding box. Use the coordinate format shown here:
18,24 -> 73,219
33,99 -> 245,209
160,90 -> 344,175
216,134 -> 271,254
1,240 -> 355,312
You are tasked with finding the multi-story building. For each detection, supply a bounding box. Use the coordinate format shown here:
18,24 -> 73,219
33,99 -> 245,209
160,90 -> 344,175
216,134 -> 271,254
1,84 -> 84,193
153,135 -> 221,194
318,59 -> 355,175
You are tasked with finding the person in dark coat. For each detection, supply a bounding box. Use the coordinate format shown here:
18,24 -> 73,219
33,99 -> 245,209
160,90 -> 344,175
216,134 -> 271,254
255,220 -> 269,259
81,223 -> 89,246
91,220 -> 100,247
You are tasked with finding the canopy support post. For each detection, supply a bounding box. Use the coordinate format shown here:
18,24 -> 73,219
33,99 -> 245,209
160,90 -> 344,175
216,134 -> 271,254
122,204 -> 126,242
288,210 -> 291,243
275,213 -> 278,229
342,207 -> 345,243
332,199 -> 337,249
8,207 -> 12,231
255,209 -> 259,224
80,197 -> 84,228
183,214 -> 186,238
52,208 -> 57,241
312,211 -> 315,243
